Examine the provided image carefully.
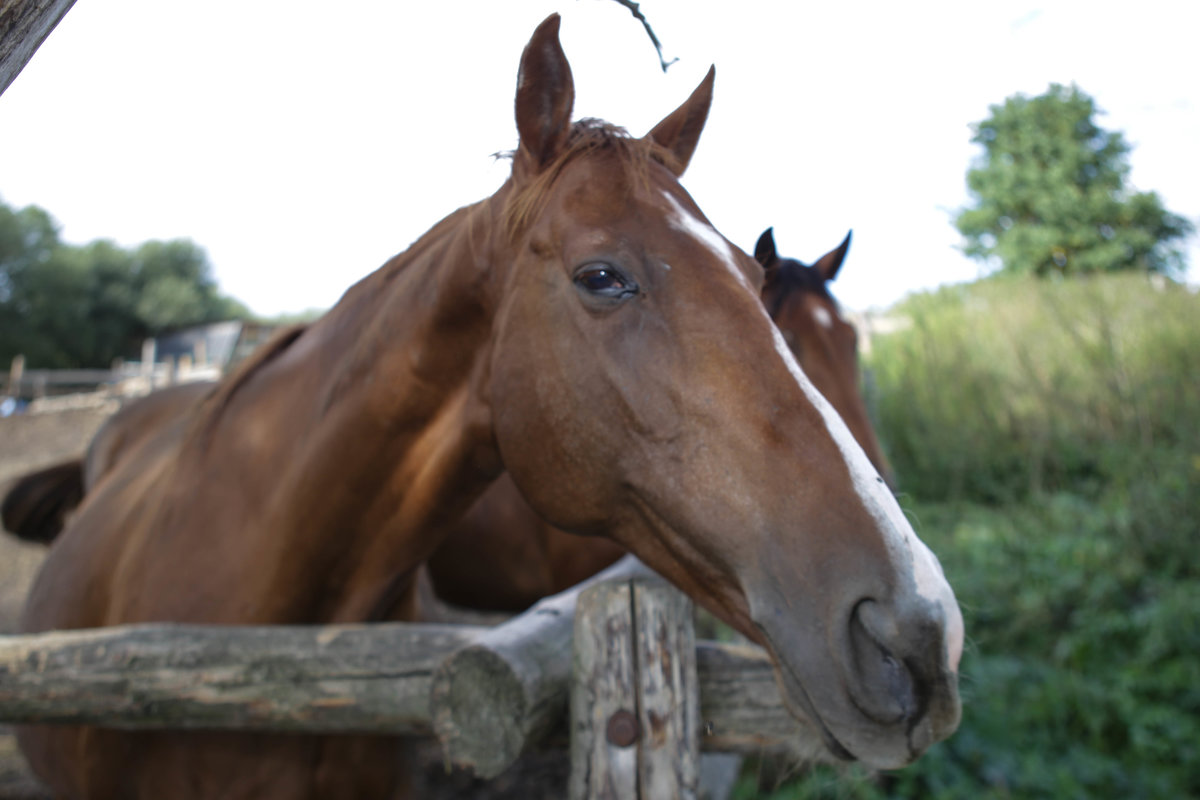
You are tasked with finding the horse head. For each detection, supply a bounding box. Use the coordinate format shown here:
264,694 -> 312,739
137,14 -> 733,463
755,227 -> 895,485
484,15 -> 961,768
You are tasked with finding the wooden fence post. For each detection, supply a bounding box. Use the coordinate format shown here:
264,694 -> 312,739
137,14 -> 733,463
6,354 -> 23,396
430,555 -> 655,779
569,577 -> 698,800
141,338 -> 156,380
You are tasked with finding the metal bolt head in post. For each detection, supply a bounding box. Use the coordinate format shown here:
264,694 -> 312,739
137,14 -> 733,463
569,577 -> 698,800
606,709 -> 640,748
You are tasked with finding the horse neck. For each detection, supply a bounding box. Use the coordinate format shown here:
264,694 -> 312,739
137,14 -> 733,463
201,191 -> 513,622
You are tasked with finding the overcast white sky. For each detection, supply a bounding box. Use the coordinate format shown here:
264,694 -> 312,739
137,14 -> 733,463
1,1 -> 1196,317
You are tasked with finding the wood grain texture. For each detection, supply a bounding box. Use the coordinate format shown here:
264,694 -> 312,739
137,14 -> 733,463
0,0 -> 77,96
569,577 -> 703,799
430,554 -> 655,779
0,621 -> 482,733
696,641 -> 826,760
569,578 -> 637,800
632,579 -> 698,799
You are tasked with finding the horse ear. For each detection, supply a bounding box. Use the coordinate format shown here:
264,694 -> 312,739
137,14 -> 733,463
754,227 -> 778,268
645,66 -> 715,177
515,14 -> 575,175
814,230 -> 852,282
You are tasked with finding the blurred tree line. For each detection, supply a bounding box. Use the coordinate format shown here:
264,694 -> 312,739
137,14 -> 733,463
0,197 -> 251,368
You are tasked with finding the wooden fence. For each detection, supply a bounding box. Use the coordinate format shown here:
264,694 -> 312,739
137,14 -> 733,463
4,351 -> 221,403
0,556 -> 821,798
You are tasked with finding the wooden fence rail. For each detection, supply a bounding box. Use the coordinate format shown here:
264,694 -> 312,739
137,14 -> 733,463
0,557 -> 823,794
4,366 -> 177,399
0,621 -> 483,734
3,345 -> 222,401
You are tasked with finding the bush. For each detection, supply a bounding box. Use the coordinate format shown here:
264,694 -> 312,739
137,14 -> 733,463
895,499 -> 1199,799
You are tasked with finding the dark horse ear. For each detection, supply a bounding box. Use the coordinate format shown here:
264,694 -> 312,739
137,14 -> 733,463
645,66 -> 715,177
813,230 -> 852,282
754,227 -> 778,268
515,14 -> 575,176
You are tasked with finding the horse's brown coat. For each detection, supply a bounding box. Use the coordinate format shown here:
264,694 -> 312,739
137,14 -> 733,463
426,231 -> 895,611
13,16 -> 962,798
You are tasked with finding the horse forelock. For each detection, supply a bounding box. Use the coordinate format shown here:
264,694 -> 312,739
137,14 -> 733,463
502,118 -> 675,241
766,259 -> 839,319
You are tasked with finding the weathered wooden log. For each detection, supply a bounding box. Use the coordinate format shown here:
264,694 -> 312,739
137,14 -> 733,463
0,0 -> 78,96
568,577 -> 699,800
633,579 -> 699,798
429,554 -> 655,779
0,621 -> 483,733
569,579 -> 638,799
696,641 -> 826,760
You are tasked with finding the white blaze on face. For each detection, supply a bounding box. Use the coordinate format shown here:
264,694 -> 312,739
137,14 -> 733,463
766,314 -> 963,668
662,191 -> 753,292
661,186 -> 961,669
812,306 -> 834,330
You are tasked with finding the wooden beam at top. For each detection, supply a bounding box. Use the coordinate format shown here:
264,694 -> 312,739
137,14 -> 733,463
0,0 -> 78,97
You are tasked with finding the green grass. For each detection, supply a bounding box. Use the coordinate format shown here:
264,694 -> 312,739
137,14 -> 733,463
869,273 -> 1199,504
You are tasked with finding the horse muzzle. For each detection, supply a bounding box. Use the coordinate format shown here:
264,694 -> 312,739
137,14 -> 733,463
753,577 -> 964,769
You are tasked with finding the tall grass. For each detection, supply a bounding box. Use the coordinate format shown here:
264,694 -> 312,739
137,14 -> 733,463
737,274 -> 1200,799
871,273 -> 1199,507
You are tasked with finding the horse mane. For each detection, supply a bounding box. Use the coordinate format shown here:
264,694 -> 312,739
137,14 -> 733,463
503,118 -> 676,240
185,323 -> 309,448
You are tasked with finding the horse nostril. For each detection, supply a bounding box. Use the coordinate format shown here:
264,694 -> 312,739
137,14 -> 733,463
879,651 -> 919,723
848,601 -> 921,725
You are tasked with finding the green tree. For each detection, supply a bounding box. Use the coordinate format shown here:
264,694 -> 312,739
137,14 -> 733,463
0,201 -> 78,367
0,196 -> 251,368
129,240 -> 250,330
955,83 -> 1194,278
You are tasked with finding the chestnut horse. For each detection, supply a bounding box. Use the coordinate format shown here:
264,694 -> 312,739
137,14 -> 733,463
4,230 -> 893,613
12,16 -> 961,799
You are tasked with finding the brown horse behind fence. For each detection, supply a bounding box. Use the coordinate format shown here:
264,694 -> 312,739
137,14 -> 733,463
7,15 -> 961,799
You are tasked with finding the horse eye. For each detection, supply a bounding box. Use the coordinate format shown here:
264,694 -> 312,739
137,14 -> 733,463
574,264 -> 637,299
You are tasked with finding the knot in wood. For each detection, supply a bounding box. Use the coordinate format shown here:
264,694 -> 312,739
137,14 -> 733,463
605,709 -> 640,748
